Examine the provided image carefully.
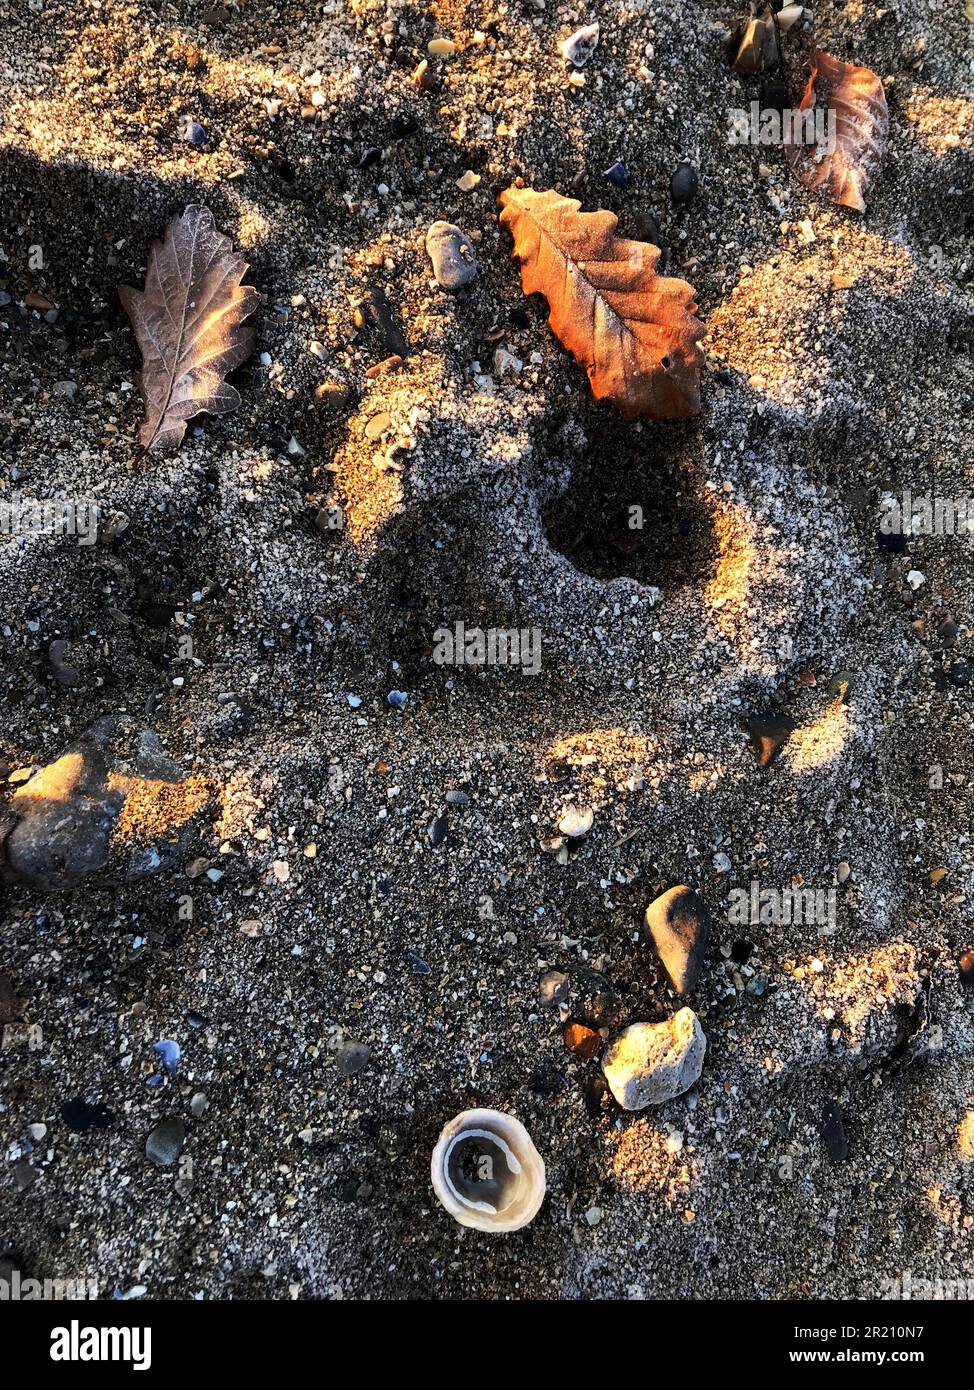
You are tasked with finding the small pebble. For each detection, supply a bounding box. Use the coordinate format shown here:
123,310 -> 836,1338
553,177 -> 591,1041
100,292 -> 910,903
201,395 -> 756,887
179,116 -> 207,146
425,221 -> 478,290
746,711 -> 796,768
564,1022 -> 602,1058
428,814 -> 448,846
670,161 -> 699,206
819,1100 -> 849,1163
145,1116 -> 185,1167
387,689 -> 408,709
337,1041 -> 371,1076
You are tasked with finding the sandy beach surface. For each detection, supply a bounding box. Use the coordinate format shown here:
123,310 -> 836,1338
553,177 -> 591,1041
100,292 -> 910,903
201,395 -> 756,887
1,0 -> 973,1299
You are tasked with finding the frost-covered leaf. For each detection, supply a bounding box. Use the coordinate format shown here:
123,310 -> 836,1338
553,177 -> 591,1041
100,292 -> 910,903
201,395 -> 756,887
785,49 -> 889,212
120,205 -> 259,455
499,186 -> 705,419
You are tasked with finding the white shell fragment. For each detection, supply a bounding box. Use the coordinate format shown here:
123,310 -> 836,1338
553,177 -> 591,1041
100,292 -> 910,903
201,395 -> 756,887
560,22 -> 600,68
431,1108 -> 546,1232
776,5 -> 809,33
558,804 -> 594,837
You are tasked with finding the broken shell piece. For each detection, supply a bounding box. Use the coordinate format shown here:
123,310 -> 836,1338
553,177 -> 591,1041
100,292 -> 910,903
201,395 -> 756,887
730,15 -> 777,75
560,21 -> 599,68
776,4 -> 808,32
431,1108 -> 546,1232
558,804 -> 593,837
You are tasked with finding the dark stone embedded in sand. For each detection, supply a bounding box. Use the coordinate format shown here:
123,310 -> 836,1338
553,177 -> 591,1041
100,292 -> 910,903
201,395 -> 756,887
820,1100 -> 849,1163
425,221 -> 478,290
61,1098 -> 114,1132
603,160 -> 628,189
337,1041 -> 371,1076
354,287 -> 408,359
645,885 -> 711,994
569,968 -> 622,1028
427,814 -> 448,846
948,658 -> 970,687
146,1116 -> 186,1167
746,711 -> 797,768
670,161 -> 698,205
1,715 -> 211,891
13,1161 -> 39,1192
47,639 -> 80,687
826,671 -> 854,704
0,971 -> 24,1025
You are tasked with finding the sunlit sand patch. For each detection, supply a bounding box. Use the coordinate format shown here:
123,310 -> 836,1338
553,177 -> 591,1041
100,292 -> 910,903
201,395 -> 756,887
0,16 -> 307,182
705,498 -> 790,671
903,94 -> 974,156
801,944 -> 920,1050
783,699 -> 850,773
213,769 -> 265,843
541,729 -> 678,819
607,1121 -> 698,1208
707,232 -> 915,405
957,1111 -> 974,1161
107,773 -> 212,846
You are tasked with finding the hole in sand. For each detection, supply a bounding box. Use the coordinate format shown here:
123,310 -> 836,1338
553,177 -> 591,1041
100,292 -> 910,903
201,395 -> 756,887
541,419 -> 715,592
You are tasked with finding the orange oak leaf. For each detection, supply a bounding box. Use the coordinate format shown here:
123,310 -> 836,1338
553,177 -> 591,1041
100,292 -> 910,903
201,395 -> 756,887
499,186 -> 705,419
120,205 -> 260,456
785,49 -> 889,212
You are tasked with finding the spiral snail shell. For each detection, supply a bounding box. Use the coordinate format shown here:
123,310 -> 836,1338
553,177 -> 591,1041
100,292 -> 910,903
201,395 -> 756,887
431,1108 -> 546,1233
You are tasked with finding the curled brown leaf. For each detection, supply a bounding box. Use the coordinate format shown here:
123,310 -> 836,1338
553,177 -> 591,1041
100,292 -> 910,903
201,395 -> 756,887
785,48 -> 889,212
499,186 -> 705,419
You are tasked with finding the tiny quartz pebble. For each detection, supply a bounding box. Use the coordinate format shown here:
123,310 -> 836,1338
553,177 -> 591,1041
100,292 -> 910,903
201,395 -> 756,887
456,170 -> 480,192
558,804 -> 593,837
425,221 -> 478,290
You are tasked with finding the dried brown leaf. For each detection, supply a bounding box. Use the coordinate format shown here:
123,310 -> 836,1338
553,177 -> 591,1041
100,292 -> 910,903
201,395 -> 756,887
785,48 -> 889,212
120,205 -> 259,455
499,186 -> 705,420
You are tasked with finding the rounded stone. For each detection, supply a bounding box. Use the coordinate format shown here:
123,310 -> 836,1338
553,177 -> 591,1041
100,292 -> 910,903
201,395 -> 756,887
425,221 -> 478,290
645,885 -> 711,994
602,1008 -> 706,1109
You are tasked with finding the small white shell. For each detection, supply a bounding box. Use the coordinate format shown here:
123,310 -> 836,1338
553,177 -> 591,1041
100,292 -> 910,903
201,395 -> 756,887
431,1108 -> 546,1232
558,804 -> 594,837
560,22 -> 600,68
776,4 -> 808,32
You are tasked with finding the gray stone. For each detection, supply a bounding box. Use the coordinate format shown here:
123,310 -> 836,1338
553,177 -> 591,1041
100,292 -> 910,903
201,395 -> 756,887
602,1008 -> 706,1110
645,885 -> 710,994
337,1041 -> 371,1076
425,221 -> 478,290
145,1116 -> 185,1167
